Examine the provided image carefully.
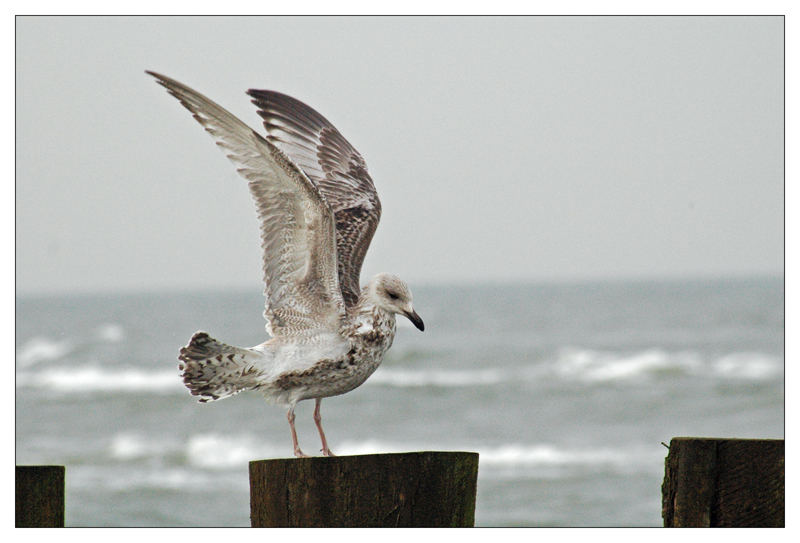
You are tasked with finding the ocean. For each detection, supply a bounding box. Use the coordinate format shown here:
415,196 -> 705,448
15,277 -> 784,527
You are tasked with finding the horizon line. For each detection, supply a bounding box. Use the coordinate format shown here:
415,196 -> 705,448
14,271 -> 785,299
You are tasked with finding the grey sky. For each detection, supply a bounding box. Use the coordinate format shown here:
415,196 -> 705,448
16,16 -> 783,295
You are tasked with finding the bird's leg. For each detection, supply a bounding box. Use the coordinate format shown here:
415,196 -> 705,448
287,406 -> 308,458
313,398 -> 335,457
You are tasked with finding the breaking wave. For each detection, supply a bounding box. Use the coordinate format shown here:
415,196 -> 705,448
16,336 -> 74,367
16,325 -> 125,368
553,347 -> 782,382
16,365 -> 182,393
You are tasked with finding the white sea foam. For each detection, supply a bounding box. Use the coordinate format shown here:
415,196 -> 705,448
554,347 -> 702,382
477,443 -> 654,470
109,433 -> 148,460
107,432 -> 278,470
109,432 -> 175,461
16,365 -> 182,393
16,336 -> 73,367
186,433 -> 284,469
553,347 -> 781,382
711,352 -> 783,380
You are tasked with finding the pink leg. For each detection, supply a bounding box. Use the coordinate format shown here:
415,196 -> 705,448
313,398 -> 335,457
287,407 -> 308,458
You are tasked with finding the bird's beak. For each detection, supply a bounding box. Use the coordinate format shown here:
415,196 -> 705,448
404,309 -> 425,331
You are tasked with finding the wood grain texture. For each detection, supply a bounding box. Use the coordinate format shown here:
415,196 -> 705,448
250,451 -> 479,527
16,465 -> 65,527
662,438 -> 784,527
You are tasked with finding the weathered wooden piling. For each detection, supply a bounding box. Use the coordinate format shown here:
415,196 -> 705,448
16,465 -> 65,527
662,438 -> 784,527
250,451 -> 479,527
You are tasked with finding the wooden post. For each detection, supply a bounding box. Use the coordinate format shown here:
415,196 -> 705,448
250,451 -> 479,527
16,465 -> 65,527
662,438 -> 784,527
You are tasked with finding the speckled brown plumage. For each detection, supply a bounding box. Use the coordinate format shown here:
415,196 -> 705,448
148,71 -> 424,457
248,89 -> 381,310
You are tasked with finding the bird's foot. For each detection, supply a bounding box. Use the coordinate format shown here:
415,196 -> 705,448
321,448 -> 336,457
293,447 -> 310,458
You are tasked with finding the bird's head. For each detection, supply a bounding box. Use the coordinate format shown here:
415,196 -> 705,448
367,273 -> 424,331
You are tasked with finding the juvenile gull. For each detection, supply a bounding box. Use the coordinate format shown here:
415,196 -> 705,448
147,71 -> 424,457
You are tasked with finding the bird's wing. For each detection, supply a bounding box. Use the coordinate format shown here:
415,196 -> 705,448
247,90 -> 381,309
147,71 -> 346,337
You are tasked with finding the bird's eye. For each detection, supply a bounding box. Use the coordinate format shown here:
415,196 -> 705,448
387,291 -> 400,301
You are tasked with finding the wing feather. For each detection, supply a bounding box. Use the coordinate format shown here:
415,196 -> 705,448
147,71 -> 346,337
247,90 -> 381,309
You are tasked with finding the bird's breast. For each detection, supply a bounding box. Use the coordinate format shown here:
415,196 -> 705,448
349,312 -> 396,352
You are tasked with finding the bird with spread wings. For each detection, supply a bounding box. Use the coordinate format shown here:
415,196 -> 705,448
148,71 -> 424,457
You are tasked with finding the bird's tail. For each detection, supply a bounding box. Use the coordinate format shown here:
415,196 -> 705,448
178,331 -> 263,402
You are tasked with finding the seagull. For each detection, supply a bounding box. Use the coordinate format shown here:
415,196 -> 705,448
147,71 -> 425,457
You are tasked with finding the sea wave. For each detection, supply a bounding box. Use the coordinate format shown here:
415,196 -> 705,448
477,443 -> 640,467
104,431 -> 656,478
553,347 -> 700,382
109,432 -> 177,461
16,325 -> 125,368
554,347 -> 782,382
16,336 -> 74,367
15,348 -> 782,395
16,365 -> 182,393
711,352 -> 783,380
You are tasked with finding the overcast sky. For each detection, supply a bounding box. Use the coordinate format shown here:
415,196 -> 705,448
15,16 -> 783,295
